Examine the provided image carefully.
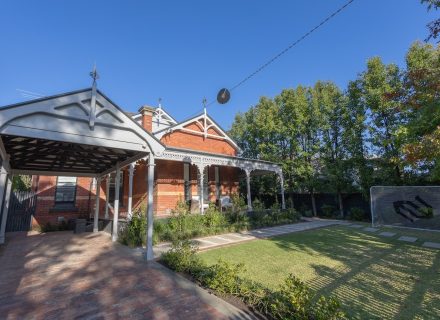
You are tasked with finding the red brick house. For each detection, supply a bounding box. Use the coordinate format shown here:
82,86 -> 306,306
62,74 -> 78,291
30,102 -> 284,227
0,86 -> 284,258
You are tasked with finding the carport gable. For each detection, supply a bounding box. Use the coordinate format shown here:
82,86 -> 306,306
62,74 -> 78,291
0,88 -> 165,177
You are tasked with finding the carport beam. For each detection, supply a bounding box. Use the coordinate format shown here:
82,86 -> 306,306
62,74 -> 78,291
111,163 -> 121,242
93,177 -> 101,233
0,174 -> 13,244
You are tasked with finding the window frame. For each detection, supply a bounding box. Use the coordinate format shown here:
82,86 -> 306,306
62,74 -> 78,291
54,176 -> 77,205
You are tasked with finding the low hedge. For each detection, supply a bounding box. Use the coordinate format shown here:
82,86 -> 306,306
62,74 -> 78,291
119,202 -> 300,247
161,240 -> 347,320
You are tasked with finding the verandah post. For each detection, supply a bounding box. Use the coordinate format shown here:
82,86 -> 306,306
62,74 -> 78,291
93,177 -> 101,233
111,163 -> 121,242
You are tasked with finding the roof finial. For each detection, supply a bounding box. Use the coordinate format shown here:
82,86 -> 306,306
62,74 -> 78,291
203,97 -> 207,116
158,97 -> 162,109
89,63 -> 99,86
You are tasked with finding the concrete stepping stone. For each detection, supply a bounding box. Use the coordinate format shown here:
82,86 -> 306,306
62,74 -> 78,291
422,242 -> 440,249
398,236 -> 418,243
379,231 -> 396,237
363,227 -> 379,232
348,224 -> 363,228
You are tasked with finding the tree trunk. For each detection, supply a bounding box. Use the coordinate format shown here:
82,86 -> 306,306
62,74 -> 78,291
311,190 -> 317,217
338,191 -> 344,219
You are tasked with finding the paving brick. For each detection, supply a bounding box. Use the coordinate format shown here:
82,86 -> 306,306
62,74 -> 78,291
363,227 -> 379,232
378,231 -> 396,237
0,232 -> 246,319
398,236 -> 418,243
422,241 -> 440,249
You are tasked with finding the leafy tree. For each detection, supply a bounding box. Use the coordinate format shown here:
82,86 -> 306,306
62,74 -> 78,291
400,42 -> 440,180
421,0 -> 440,41
317,82 -> 351,217
359,57 -> 406,185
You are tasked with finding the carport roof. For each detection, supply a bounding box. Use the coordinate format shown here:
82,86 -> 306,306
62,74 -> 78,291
0,88 -> 165,177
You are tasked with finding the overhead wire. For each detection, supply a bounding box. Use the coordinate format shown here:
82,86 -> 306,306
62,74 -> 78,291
203,0 -> 356,108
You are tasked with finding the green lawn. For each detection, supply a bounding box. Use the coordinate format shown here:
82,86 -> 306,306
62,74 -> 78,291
198,225 -> 440,319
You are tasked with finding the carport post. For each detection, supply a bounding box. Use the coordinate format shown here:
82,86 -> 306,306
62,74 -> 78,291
0,174 -> 12,244
146,155 -> 155,261
93,177 -> 101,233
105,174 -> 110,219
127,163 -> 135,220
111,163 -> 121,242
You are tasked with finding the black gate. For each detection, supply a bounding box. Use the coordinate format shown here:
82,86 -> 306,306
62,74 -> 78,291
5,191 -> 37,232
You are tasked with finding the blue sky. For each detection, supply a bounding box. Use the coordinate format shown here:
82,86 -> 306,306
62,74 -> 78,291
0,0 -> 437,129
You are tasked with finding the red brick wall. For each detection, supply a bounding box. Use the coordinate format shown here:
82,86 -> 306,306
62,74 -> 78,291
161,122 -> 238,156
31,161 -> 240,224
32,176 -> 99,227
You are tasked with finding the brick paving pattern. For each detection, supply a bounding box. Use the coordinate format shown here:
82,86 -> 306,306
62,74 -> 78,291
0,231 -> 253,320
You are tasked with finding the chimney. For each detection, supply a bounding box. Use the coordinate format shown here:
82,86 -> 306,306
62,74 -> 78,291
138,105 -> 155,132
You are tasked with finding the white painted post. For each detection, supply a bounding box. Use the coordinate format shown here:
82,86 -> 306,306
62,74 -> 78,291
279,171 -> 286,210
111,164 -> 121,242
93,177 -> 101,233
198,165 -> 205,214
245,168 -> 252,211
146,155 -> 155,261
128,163 -> 135,220
105,174 -> 110,219
0,174 -> 13,244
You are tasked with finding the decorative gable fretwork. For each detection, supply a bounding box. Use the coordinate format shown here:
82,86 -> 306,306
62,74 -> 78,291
154,112 -> 240,151
156,149 -> 282,176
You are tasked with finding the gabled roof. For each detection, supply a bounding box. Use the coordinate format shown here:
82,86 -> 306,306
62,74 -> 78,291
154,111 -> 241,152
0,88 -> 165,176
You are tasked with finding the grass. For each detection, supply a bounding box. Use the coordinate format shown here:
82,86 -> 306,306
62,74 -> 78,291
198,225 -> 440,319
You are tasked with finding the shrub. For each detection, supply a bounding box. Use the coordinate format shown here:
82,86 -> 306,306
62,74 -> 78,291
203,259 -> 245,295
349,207 -> 365,221
321,204 -> 336,218
231,193 -> 246,212
161,239 -> 201,273
203,204 -> 227,229
161,242 -> 346,320
252,198 -> 265,211
419,206 -> 434,218
119,212 -> 146,247
268,275 -> 347,320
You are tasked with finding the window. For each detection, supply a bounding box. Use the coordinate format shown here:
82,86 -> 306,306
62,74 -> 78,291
184,163 -> 191,202
109,171 -> 124,206
55,176 -> 77,204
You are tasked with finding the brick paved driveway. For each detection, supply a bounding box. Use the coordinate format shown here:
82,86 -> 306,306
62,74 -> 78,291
0,231 -> 252,320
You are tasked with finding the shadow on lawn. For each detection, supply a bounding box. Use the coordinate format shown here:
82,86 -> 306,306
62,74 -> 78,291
270,226 -> 440,320
0,231 -> 249,319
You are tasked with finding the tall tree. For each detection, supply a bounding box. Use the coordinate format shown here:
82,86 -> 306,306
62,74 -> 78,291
318,81 -> 351,217
360,57 -> 405,185
345,80 -> 372,196
401,42 -> 440,179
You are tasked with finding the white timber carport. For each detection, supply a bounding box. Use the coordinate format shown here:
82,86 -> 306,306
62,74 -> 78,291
0,85 -> 165,260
